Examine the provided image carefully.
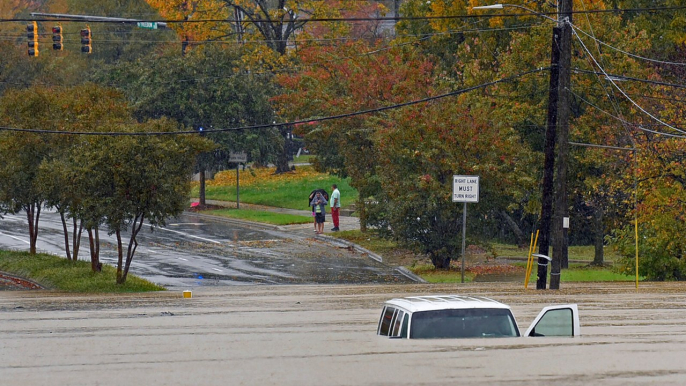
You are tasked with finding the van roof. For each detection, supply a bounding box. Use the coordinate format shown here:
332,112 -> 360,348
384,295 -> 511,313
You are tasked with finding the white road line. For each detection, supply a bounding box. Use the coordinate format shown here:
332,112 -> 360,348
168,223 -> 204,226
0,231 -> 30,244
157,227 -> 221,244
177,258 -> 188,261
211,268 -> 223,272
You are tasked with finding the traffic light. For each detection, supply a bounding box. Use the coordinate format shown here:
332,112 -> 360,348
80,26 -> 92,54
52,26 -> 63,51
27,21 -> 39,57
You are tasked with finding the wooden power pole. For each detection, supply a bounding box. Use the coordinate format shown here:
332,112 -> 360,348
550,0 -> 573,290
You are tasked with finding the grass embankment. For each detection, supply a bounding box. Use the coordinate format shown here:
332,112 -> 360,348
0,250 -> 164,292
333,231 -> 634,284
194,165 -> 357,210
203,208 -> 312,225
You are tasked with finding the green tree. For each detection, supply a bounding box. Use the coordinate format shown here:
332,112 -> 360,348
0,87 -> 61,254
70,119 -> 210,283
102,45 -> 280,205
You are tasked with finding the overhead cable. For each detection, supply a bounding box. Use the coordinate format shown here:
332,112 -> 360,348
0,67 -> 549,136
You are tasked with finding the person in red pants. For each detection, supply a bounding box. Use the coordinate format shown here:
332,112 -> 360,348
330,184 -> 341,231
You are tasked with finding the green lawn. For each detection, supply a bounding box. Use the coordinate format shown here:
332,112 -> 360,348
293,154 -> 314,163
519,262 -> 638,282
0,250 -> 164,292
200,208 -> 312,225
493,243 -> 621,262
410,264 -> 476,283
196,167 -> 357,211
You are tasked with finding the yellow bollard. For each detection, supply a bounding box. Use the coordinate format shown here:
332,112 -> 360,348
183,290 -> 192,299
525,233 -> 534,288
525,230 -> 539,289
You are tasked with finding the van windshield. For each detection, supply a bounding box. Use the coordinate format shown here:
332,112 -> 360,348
410,308 -> 519,339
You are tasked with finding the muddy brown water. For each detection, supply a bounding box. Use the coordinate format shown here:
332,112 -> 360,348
2,282 -> 686,385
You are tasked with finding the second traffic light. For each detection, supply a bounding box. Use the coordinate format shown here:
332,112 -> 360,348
80,26 -> 92,54
52,26 -> 63,50
27,21 -> 38,57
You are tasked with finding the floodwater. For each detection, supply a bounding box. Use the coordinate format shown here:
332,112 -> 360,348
1,282 -> 686,385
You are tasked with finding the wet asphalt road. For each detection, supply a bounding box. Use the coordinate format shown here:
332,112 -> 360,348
2,282 -> 686,385
0,210 -> 410,288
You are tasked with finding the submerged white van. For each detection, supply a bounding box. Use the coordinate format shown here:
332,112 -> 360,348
377,295 -> 580,339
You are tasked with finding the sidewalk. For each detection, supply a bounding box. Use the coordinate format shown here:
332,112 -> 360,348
201,199 -> 361,238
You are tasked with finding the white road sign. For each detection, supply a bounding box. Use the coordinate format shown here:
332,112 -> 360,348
452,175 -> 479,203
229,151 -> 247,163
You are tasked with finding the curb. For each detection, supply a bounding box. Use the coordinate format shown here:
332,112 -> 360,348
395,266 -> 428,283
315,234 -> 383,263
0,270 -> 47,290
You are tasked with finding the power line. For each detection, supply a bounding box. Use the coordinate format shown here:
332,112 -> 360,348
572,68 -> 686,89
2,5 -> 685,25
571,25 -> 686,136
0,67 -> 548,136
570,89 -> 686,138
572,23 -> 686,66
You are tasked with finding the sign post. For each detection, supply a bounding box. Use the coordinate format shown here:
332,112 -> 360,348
230,152 -> 248,209
452,175 -> 480,283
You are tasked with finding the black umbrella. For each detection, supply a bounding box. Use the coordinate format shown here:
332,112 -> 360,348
308,189 -> 328,207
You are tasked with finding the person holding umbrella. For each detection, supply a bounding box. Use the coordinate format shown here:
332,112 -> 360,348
308,188 -> 328,233
310,191 -> 328,234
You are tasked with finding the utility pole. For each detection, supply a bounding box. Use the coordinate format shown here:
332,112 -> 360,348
550,0 -> 573,290
537,27 -> 560,290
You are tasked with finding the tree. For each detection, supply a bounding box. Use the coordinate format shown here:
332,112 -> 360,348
374,99 -> 532,268
71,119 -> 210,283
0,87 -> 61,254
103,45 -> 280,205
146,0 -> 383,173
613,138 -> 686,280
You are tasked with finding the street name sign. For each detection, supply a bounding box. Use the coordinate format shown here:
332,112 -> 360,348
452,175 -> 479,203
229,151 -> 247,163
136,22 -> 158,29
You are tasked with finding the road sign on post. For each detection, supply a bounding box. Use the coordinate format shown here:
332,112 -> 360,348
229,152 -> 247,163
452,175 -> 479,203
453,175 -> 480,283
230,152 -> 247,209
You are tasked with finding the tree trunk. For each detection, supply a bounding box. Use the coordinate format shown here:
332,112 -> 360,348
500,211 -> 526,247
25,203 -> 40,254
72,217 -> 83,261
592,207 -> 605,266
275,127 -> 291,174
59,209 -> 71,260
120,214 -> 145,285
115,229 -> 124,284
87,227 -> 102,272
358,198 -> 367,233
199,167 -> 206,206
431,254 -> 451,269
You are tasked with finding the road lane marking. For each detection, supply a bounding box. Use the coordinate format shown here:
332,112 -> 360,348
211,268 -> 223,272
177,258 -> 188,261
0,231 -> 30,244
157,227 -> 221,244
